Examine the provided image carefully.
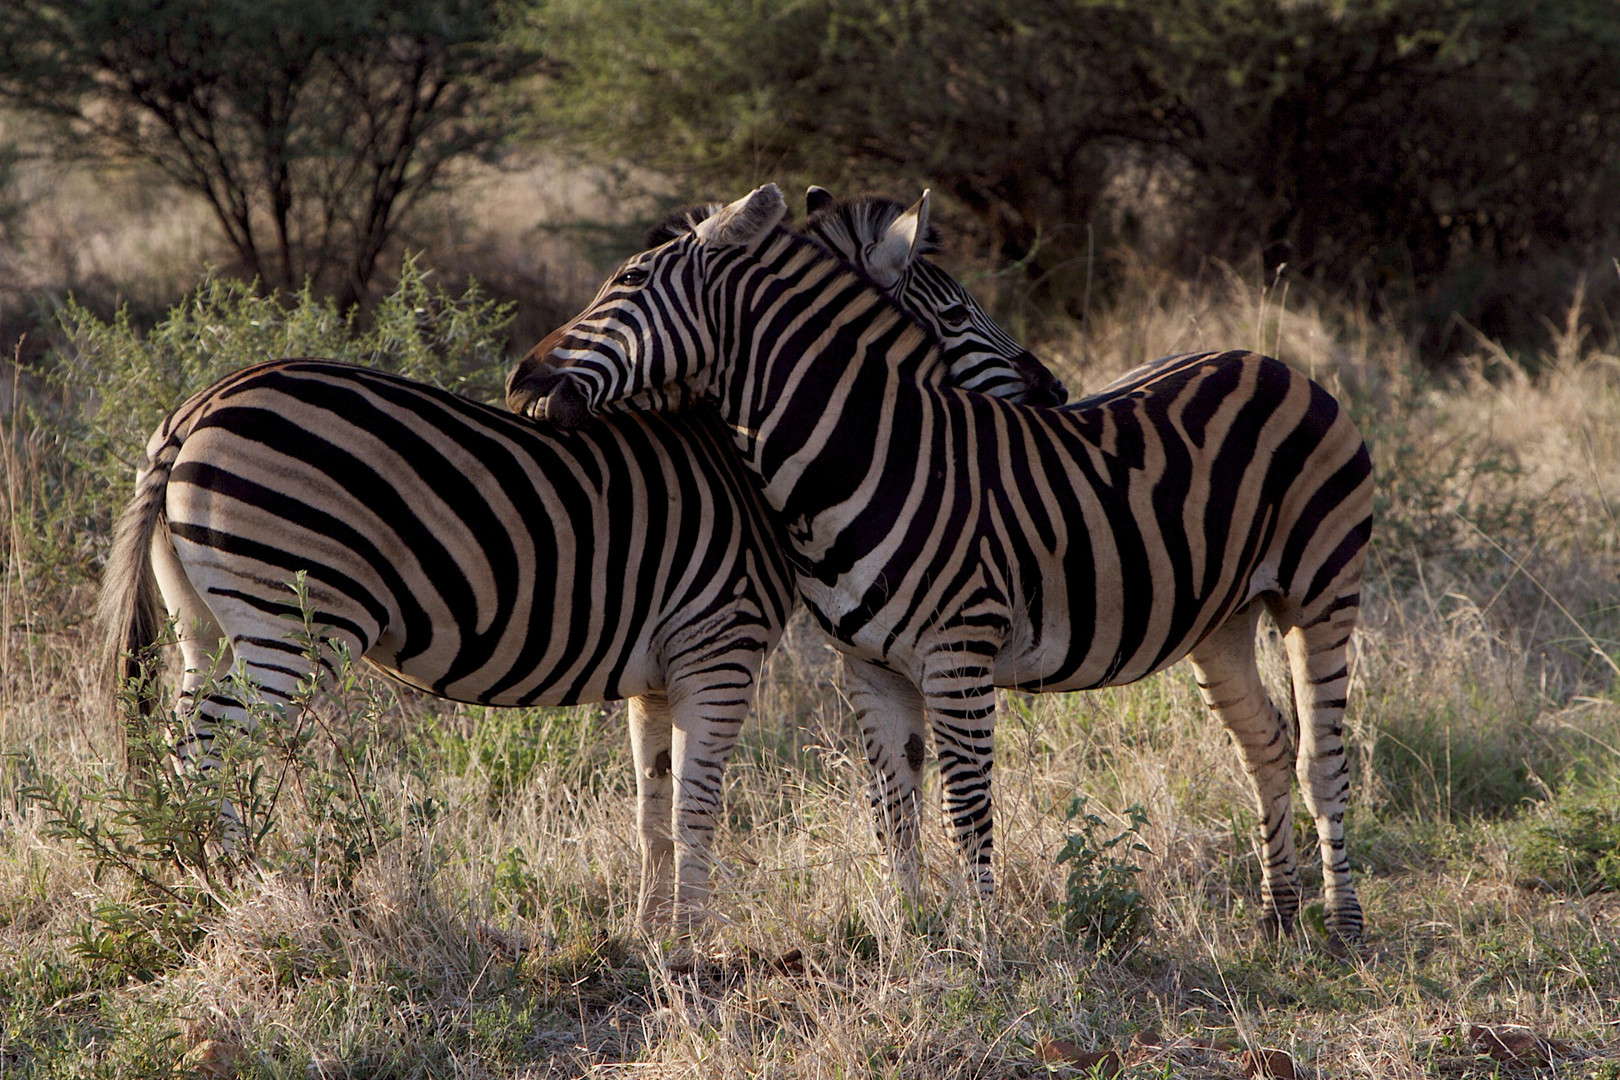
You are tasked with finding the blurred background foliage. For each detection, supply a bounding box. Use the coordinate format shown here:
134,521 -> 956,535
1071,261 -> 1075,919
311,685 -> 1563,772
534,0 -> 1620,357
0,0 -> 546,308
1,0 -> 1618,360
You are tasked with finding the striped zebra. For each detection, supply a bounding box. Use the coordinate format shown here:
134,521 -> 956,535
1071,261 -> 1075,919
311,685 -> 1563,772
505,184 -> 1373,944
99,193 -> 1064,928
802,186 -> 1045,403
646,187 -> 1064,409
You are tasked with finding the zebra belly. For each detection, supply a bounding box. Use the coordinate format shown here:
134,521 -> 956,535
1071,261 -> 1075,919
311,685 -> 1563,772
990,553 -> 1276,693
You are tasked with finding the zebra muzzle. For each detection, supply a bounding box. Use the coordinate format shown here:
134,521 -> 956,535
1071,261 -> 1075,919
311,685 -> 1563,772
505,359 -> 592,429
543,377 -> 591,428
1016,351 -> 1068,406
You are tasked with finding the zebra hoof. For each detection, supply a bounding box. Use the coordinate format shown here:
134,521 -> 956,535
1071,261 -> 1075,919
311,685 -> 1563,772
1325,906 -> 1365,950
1257,908 -> 1296,941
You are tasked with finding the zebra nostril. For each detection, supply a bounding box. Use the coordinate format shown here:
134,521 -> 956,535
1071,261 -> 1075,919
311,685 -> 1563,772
543,377 -> 591,428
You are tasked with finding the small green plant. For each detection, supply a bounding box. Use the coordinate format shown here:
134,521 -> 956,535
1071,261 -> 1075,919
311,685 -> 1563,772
16,630 -> 260,980
1510,771 -> 1620,895
1053,797 -> 1152,955
17,574 -> 411,982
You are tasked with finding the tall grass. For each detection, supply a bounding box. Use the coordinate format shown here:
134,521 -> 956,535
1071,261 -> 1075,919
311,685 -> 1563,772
2,255 -> 1618,1077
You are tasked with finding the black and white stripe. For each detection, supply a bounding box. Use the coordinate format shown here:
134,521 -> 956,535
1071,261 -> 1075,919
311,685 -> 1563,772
801,186 -> 1058,404
631,188 -> 1066,408
510,184 -> 1373,944
100,194 -> 1062,928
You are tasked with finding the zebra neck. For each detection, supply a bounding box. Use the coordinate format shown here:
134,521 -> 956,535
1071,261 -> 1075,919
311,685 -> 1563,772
705,238 -> 944,559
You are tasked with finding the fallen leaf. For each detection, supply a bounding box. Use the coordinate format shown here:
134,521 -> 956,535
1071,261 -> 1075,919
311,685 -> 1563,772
1466,1025 -> 1549,1064
1238,1047 -> 1297,1079
183,1037 -> 241,1080
1034,1037 -> 1084,1063
1032,1039 -> 1123,1075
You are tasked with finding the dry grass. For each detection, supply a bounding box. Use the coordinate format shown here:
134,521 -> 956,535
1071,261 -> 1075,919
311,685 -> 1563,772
3,167 -> 1620,1078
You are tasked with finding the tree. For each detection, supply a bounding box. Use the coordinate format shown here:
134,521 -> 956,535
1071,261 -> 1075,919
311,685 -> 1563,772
0,0 -> 546,305
537,0 -> 1620,347
534,0 -> 1176,284
1147,0 -> 1620,342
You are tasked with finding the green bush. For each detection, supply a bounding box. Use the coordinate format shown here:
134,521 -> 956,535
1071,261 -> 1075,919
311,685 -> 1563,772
58,260 -> 514,489
1052,797 -> 1152,955
537,0 -> 1620,349
1510,771 -> 1620,895
0,262 -> 515,645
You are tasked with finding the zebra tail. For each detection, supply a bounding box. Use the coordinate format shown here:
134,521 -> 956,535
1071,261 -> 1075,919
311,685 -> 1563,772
95,438 -> 178,736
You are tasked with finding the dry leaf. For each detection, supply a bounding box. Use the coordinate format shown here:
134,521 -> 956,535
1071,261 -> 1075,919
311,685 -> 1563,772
1238,1047 -> 1297,1079
1466,1025 -> 1549,1064
1032,1039 -> 1123,1075
1034,1037 -> 1085,1063
183,1037 -> 241,1080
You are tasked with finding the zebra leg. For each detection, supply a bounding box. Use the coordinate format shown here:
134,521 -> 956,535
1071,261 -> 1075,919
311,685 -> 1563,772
164,635 -> 340,854
152,532 -> 232,762
627,693 -> 676,928
156,575 -> 245,844
164,576 -> 365,853
1284,598 -> 1364,944
842,656 -> 929,903
663,652 -> 761,927
1188,602 -> 1302,938
922,653 -> 998,902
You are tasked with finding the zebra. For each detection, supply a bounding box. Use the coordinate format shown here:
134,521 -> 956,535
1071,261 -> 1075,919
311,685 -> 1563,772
801,186 -> 1045,403
99,192 -> 1065,929
648,187 -> 1064,409
504,184 -> 1374,945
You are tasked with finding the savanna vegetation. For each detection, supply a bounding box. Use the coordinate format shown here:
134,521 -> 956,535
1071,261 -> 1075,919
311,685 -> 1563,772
2,1 -> 1618,1077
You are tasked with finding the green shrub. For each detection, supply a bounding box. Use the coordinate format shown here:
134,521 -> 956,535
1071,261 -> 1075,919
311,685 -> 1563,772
17,576 -> 422,983
57,260 -> 514,491
1510,771 -> 1620,895
1052,797 -> 1152,955
1,262 -> 515,619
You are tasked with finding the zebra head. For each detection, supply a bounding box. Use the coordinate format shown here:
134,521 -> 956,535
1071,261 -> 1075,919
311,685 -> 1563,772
507,185 -> 1067,425
506,184 -> 790,427
803,187 -> 1066,406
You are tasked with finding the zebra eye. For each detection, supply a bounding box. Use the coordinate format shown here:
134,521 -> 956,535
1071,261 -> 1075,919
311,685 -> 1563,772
615,267 -> 649,287
939,303 -> 971,329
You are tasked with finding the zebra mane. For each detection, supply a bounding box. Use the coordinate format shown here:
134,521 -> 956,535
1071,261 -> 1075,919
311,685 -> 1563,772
643,202 -> 729,247
802,193 -> 942,261
648,197 -> 949,369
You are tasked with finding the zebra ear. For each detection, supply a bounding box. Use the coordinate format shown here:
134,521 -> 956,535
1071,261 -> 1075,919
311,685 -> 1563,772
692,184 -> 787,247
805,185 -> 835,215
863,188 -> 931,289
